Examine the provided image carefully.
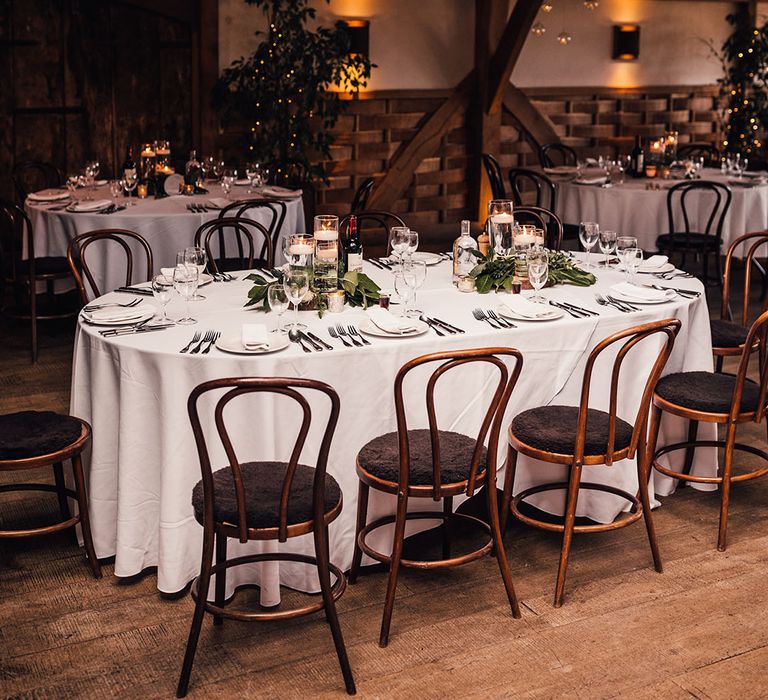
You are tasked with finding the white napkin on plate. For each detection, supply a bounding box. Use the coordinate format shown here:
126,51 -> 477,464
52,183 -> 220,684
206,198 -> 230,209
638,255 -> 668,272
498,298 -> 553,319
86,306 -> 151,322
543,166 -> 579,175
610,282 -> 674,302
28,189 -> 69,202
368,307 -> 417,334
242,323 -> 270,349
573,175 -> 607,186
71,199 -> 112,212
262,185 -> 302,198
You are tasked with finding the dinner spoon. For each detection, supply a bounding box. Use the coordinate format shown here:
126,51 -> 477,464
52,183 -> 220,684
288,328 -> 312,352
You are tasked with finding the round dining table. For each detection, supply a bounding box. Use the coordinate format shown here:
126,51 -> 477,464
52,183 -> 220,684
25,183 -> 305,293
556,168 -> 768,257
70,256 -> 714,602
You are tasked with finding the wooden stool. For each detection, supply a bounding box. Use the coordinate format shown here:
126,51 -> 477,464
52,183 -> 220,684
0,410 -> 100,578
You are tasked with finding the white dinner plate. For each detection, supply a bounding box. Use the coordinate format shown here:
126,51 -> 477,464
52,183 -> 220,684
234,179 -> 251,186
82,307 -> 156,326
215,333 -> 290,354
359,318 -> 429,338
164,173 -> 183,196
66,200 -> 113,213
616,262 -> 675,275
498,305 -> 564,321
386,252 -> 443,266
28,189 -> 70,202
609,289 -> 675,305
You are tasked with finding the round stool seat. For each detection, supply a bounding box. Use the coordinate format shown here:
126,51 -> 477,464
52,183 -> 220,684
655,371 -> 761,414
710,319 -> 748,349
0,411 -> 83,461
511,405 -> 633,456
192,461 -> 341,529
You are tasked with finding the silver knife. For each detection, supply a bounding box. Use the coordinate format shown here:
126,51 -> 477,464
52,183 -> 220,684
299,330 -> 323,351
305,331 -> 334,350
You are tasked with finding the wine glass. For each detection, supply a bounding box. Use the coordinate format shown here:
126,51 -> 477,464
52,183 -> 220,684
616,235 -> 638,255
245,162 -> 264,193
268,284 -> 289,334
390,227 -> 411,264
183,247 -> 208,300
617,246 -> 643,284
283,266 -> 309,330
393,268 -> 417,317
173,264 -> 199,325
526,248 -> 549,303
123,171 -> 138,205
579,221 -> 599,268
151,274 -> 174,324
109,180 -> 122,205
403,259 -> 426,317
405,230 -> 419,260
66,175 -> 79,203
86,160 -> 100,197
488,199 -> 515,256
599,229 -> 617,267
221,168 -> 236,199
82,166 -> 95,201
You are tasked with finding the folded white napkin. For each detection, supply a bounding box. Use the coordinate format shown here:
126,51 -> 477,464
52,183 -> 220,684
234,179 -> 251,186
638,255 -> 668,272
543,166 -> 579,175
574,175 -> 607,185
28,189 -> 69,202
368,307 -> 417,334
86,306 -> 151,322
498,298 -> 553,319
262,185 -> 302,198
206,198 -> 230,209
610,282 -> 674,302
71,199 -> 112,212
242,323 -> 270,349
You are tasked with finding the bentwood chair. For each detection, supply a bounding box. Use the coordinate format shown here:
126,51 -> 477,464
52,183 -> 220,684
177,377 -> 355,697
0,410 -> 100,578
0,201 -> 77,361
217,199 -> 286,263
677,142 -> 720,167
351,177 -> 375,213
710,232 -> 768,373
482,153 -> 508,199
66,229 -> 153,305
656,181 -> 732,287
538,143 -> 578,169
339,210 -> 407,258
12,161 -> 64,204
194,217 -> 272,273
503,319 -> 681,607
349,348 -> 524,647
513,205 -> 564,251
508,168 -> 556,211
650,310 -> 768,551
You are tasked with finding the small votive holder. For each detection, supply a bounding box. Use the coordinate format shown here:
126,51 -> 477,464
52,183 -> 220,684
327,290 -> 345,313
137,184 -> 148,199
511,281 -> 522,294
182,183 -> 195,196
378,293 -> 390,310
645,164 -> 658,179
457,275 -> 476,292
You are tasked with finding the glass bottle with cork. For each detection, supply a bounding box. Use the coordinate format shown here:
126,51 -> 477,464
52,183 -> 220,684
342,214 -> 364,274
452,219 -> 478,284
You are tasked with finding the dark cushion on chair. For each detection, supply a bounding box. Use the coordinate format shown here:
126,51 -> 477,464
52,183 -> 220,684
356,429 -> 486,486
656,232 -> 719,251
191,461 -> 341,530
16,256 -> 72,277
655,371 -> 761,414
710,318 -> 748,349
0,411 -> 83,460
511,405 -> 633,456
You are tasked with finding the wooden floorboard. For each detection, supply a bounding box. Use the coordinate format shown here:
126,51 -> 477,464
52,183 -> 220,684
1,286 -> 767,698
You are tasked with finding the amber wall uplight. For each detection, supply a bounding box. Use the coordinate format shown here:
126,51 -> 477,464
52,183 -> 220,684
612,24 -> 640,61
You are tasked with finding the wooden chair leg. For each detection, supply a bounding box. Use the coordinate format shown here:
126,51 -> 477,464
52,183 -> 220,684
717,425 -> 737,552
177,525 -> 216,698
379,492 -> 408,647
30,282 -> 38,364
636,428 -> 662,573
500,443 -> 518,538
485,479 -> 521,618
71,454 -> 101,579
314,524 -> 356,695
52,461 -> 71,521
715,355 -> 724,373
348,480 -> 369,584
553,463 -> 582,608
441,495 -> 453,560
682,419 -> 699,479
213,531 -> 227,626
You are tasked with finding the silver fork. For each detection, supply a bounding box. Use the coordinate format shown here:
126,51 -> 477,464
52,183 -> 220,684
595,293 -> 631,313
487,309 -> 517,329
328,326 -> 352,347
180,331 -> 201,353
190,330 -> 214,354
202,331 -> 220,354
347,325 -> 371,345
336,324 -> 362,347
83,298 -> 142,312
473,308 -> 501,328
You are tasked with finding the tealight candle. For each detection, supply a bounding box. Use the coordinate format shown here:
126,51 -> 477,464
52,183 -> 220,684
314,229 -> 338,241
491,213 -> 515,225
289,242 -> 314,256
327,290 -> 345,313
458,276 -> 476,292
137,184 -> 148,198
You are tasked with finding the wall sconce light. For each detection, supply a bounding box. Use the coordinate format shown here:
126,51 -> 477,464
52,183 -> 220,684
339,19 -> 370,59
613,25 -> 640,60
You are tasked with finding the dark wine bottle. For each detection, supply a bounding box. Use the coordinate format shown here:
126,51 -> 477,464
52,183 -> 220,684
122,146 -> 137,195
630,135 -> 645,178
343,215 -> 363,273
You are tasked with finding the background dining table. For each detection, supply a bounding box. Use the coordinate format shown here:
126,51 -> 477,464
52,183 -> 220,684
556,168 -> 768,257
25,183 -> 305,293
70,256 -> 714,604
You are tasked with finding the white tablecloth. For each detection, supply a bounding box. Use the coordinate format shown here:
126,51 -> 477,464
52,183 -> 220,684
556,168 -> 768,257
26,184 -> 305,294
70,259 -> 714,600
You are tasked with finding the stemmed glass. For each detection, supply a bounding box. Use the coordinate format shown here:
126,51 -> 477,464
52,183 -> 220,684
173,264 -> 199,325
390,227 -> 411,264
182,247 -> 208,300
405,230 -> 419,261
488,199 -> 515,256
283,266 -> 309,330
393,267 -> 417,317
123,171 -> 138,205
403,259 -> 426,317
617,247 -> 643,284
109,180 -> 122,206
579,221 -> 599,268
245,162 -> 264,193
221,169 -> 236,199
526,248 -> 549,303
82,166 -> 95,201
268,284 -> 289,334
599,229 -> 617,267
66,175 -> 79,203
151,274 -> 174,324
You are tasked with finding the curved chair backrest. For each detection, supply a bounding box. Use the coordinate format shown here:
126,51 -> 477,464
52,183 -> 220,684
187,376 -> 340,543
482,153 -> 507,200
393,348 -> 523,500
508,168 -> 556,210
340,210 -> 407,252
216,199 -> 287,262
666,180 -> 732,245
731,309 -> 768,425
351,178 -> 375,213
538,143 -> 577,168
12,161 -> 63,203
67,229 -> 153,304
678,142 -> 720,166
0,201 -> 35,282
195,217 -> 272,273
721,231 -> 768,325
576,319 -> 681,465
513,205 -> 563,251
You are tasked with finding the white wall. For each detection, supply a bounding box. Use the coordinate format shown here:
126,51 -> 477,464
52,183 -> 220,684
219,0 -> 734,90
